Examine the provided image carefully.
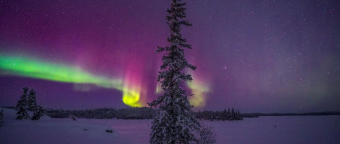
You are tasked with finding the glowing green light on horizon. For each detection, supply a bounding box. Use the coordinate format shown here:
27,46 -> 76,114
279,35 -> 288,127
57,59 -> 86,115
122,89 -> 142,107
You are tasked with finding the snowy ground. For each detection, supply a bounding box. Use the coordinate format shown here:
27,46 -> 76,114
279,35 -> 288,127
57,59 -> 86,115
204,116 -> 340,144
1,108 -> 340,144
0,108 -> 136,144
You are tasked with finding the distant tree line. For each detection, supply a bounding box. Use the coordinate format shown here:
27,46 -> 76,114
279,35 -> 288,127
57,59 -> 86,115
4,103 -> 340,120
46,107 -> 245,121
0,109 -> 4,127
43,107 -> 340,120
241,112 -> 340,117
46,107 -> 156,119
195,108 -> 243,121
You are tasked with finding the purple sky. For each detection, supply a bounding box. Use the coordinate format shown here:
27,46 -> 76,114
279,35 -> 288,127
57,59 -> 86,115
1,0 -> 339,113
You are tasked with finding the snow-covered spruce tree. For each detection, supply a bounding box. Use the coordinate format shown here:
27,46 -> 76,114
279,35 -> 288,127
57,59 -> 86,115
31,106 -> 45,120
148,0 -> 200,143
16,87 -> 30,120
27,89 -> 38,111
16,87 -> 28,110
0,109 -> 4,127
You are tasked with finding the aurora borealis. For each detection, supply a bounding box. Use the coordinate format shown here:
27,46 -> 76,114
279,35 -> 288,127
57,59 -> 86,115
0,55 -> 150,107
0,0 -> 339,113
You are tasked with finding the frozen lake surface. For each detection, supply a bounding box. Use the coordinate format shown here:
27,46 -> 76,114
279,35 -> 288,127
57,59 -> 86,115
205,116 -> 340,144
1,108 -> 340,144
89,115 -> 340,144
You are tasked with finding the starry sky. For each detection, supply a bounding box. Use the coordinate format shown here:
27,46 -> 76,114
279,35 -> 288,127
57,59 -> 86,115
0,0 -> 339,113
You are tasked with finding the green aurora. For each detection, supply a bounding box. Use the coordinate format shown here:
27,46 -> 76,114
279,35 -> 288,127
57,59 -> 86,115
0,55 -> 143,107
0,55 -> 122,88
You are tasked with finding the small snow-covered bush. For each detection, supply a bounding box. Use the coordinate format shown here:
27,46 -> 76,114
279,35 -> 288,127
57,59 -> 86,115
106,129 -> 113,133
31,106 -> 45,120
17,106 -> 30,120
69,115 -> 77,121
197,124 -> 216,144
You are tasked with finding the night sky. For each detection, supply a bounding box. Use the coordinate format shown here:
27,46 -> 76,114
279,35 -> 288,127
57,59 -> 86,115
1,0 -> 339,113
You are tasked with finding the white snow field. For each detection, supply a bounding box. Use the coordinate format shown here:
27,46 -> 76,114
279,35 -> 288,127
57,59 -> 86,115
1,108 -> 340,144
0,108 -> 135,144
